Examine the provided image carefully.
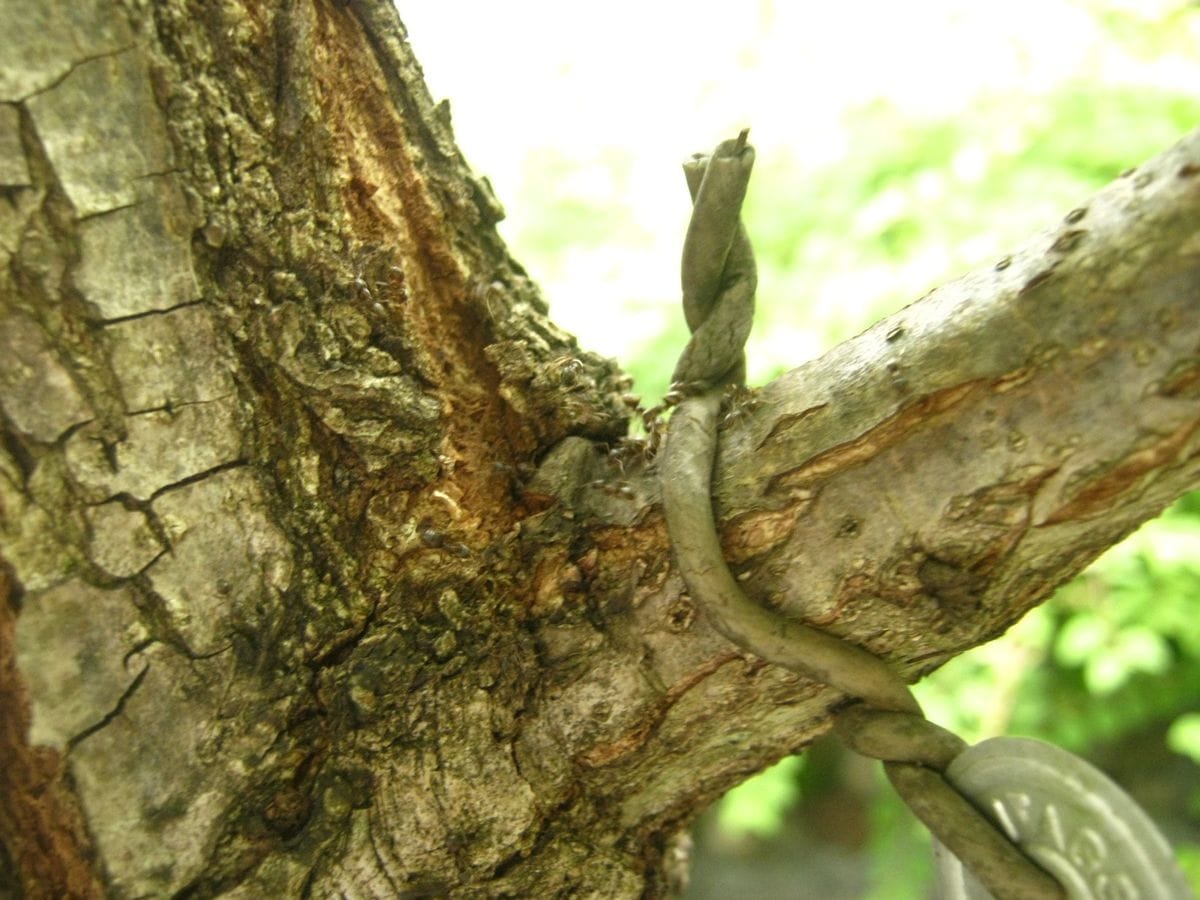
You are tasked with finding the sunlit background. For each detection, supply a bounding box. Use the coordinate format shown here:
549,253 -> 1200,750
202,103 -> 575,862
401,1 -> 1200,895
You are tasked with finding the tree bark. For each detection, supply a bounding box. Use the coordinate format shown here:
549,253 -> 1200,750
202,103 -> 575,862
1,1 -> 1198,897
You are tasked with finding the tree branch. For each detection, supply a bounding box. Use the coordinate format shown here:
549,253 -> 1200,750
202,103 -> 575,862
510,129 -> 1200,863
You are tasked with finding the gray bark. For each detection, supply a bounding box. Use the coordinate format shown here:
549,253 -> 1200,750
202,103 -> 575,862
1,1 -> 1198,897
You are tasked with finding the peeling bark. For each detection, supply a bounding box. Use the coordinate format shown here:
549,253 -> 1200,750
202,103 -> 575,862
1,1 -> 1198,897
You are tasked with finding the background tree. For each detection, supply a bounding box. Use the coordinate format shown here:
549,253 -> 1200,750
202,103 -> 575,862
1,3 -> 1198,898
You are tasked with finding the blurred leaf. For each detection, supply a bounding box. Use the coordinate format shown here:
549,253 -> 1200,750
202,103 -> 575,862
1056,613 -> 1110,668
863,785 -> 932,900
1079,626 -> 1172,695
715,755 -> 804,839
1178,843 -> 1200,895
1168,713 -> 1200,765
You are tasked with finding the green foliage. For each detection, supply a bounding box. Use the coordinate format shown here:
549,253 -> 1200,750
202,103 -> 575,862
1170,714 -> 1200,766
1052,506 -> 1200,696
1179,844 -> 1200,894
861,788 -> 933,900
514,148 -> 649,258
714,755 -> 805,839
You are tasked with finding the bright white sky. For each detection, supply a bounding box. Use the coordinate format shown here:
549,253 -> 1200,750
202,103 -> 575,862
399,0 -> 1196,375
403,0 -> 1167,190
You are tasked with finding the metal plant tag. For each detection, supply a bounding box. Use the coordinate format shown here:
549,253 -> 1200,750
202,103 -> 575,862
933,736 -> 1193,899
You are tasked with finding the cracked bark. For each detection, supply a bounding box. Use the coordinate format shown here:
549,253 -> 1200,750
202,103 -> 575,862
1,1 -> 1198,897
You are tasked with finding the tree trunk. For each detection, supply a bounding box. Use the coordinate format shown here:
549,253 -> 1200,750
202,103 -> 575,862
1,2 -> 1198,897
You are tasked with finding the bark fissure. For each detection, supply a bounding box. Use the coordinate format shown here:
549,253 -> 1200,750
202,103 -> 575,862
65,662 -> 149,751
145,457 -> 250,502
94,296 -> 206,327
1042,413 -> 1200,524
767,380 -> 983,493
13,44 -> 140,105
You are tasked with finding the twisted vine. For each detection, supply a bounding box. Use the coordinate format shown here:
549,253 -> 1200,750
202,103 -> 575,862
658,133 -> 1064,899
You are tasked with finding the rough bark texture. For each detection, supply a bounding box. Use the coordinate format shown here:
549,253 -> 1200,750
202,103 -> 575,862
1,1 -> 1198,898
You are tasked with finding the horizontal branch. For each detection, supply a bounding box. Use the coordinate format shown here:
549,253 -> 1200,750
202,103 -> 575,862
511,130 -> 1200,859
714,127 -> 1200,671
